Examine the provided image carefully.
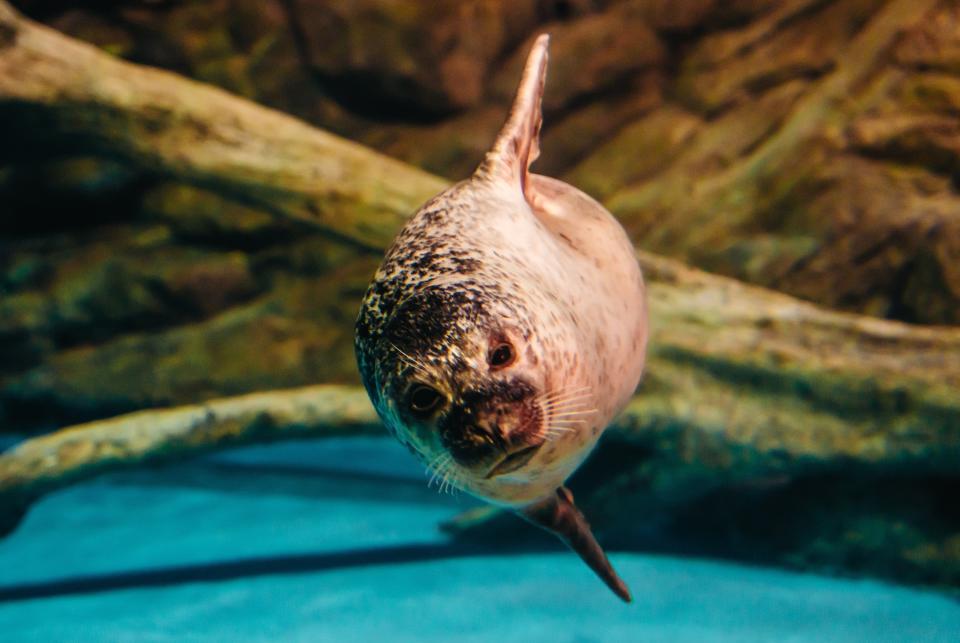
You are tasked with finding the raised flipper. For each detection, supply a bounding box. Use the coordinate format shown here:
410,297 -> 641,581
519,486 -> 632,603
475,35 -> 612,237
476,34 -> 548,197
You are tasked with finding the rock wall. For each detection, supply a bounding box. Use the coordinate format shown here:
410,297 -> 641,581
13,0 -> 960,324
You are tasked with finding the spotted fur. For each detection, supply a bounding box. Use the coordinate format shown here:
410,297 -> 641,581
354,35 -> 647,507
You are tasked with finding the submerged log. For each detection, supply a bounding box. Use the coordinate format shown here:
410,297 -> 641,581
3,252 -> 958,536
0,385 -> 380,534
0,1 -> 445,252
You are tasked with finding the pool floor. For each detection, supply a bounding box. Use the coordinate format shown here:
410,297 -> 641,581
1,438 -> 957,642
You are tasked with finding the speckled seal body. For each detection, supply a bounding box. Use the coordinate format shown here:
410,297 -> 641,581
355,35 -> 646,600
356,176 -> 647,502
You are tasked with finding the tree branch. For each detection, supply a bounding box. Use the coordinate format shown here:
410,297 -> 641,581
3,253 -> 958,534
0,385 -> 381,533
0,1 -> 446,251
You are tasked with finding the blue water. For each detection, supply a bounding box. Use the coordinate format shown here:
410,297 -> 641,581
1,438 -> 957,642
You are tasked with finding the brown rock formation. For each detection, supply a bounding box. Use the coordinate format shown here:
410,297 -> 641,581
15,0 -> 959,324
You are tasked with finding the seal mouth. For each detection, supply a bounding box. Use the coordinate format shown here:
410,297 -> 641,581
485,444 -> 542,479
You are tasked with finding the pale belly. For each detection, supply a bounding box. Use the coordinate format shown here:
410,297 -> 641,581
461,188 -> 648,506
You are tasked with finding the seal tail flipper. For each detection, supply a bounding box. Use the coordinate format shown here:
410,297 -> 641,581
519,486 -> 633,603
476,33 -> 549,196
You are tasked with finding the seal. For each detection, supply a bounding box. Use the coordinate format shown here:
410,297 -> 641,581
355,34 -> 648,602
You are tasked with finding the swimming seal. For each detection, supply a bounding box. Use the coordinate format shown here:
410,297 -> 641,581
355,34 -> 648,602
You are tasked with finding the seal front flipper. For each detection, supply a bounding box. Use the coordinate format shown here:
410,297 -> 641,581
519,486 -> 632,603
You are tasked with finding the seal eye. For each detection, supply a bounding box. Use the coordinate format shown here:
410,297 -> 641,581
408,385 -> 443,416
488,342 -> 515,369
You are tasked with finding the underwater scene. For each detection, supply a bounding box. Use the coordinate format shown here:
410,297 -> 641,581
1,1 -> 959,641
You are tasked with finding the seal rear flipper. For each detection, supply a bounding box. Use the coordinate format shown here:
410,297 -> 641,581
475,37 -> 611,237
519,486 -> 632,603
476,34 -> 548,197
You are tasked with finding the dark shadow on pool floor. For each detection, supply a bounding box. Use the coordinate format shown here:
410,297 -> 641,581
0,542 -> 551,604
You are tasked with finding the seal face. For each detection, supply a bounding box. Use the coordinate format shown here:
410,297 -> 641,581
354,186 -> 561,503
355,34 -> 647,601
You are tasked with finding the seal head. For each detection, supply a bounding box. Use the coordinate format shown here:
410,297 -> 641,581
355,34 -> 647,602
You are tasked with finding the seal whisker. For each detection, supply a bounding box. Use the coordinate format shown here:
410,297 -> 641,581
437,458 -> 452,494
539,388 -> 591,404
539,393 -> 593,408
547,385 -> 592,395
542,386 -> 591,397
388,341 -> 419,365
426,452 -> 452,490
388,341 -> 434,380
438,466 -> 455,495
443,472 -> 457,495
542,403 -> 593,414
547,410 -> 592,420
539,387 -> 589,401
428,454 -> 463,496
550,409 -> 597,418
544,425 -> 577,442
399,358 -> 432,380
542,395 -> 593,406
439,470 -> 451,495
544,398 -> 592,409
425,450 -> 446,470
539,392 -> 589,406
541,398 -> 592,410
400,357 -> 433,381
438,459 -> 462,496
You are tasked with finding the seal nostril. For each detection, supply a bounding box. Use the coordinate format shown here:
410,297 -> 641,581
467,424 -> 506,451
440,420 -> 510,466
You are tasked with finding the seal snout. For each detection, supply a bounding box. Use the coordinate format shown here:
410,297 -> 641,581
438,380 -> 544,473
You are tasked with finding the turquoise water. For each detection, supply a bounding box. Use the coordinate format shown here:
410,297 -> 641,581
1,439 -> 957,642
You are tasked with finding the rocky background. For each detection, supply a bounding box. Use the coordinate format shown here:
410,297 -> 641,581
1,0 -> 958,592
